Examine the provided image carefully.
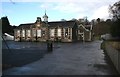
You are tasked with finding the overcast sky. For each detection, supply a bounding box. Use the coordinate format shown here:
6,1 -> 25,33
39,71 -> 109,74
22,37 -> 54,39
1,0 -> 119,26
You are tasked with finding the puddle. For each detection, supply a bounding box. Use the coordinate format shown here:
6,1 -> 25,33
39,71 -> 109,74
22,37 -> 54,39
93,64 -> 109,70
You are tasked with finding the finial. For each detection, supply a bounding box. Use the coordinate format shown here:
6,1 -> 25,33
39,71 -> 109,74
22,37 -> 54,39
45,9 -> 46,15
43,9 -> 48,22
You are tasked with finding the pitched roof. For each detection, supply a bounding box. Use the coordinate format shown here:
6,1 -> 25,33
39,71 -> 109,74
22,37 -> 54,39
15,20 -> 76,29
48,20 -> 76,28
16,23 -> 34,29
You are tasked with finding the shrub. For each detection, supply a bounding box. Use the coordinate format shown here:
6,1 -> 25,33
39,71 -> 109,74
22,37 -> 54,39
110,19 -> 120,38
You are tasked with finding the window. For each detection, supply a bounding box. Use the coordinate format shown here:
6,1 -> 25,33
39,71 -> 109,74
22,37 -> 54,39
58,28 -> 61,37
50,29 -> 55,37
42,30 -> 45,36
33,29 -> 36,37
27,30 -> 31,37
37,29 -> 41,37
17,30 -> 20,37
22,30 -> 25,37
65,28 -> 68,37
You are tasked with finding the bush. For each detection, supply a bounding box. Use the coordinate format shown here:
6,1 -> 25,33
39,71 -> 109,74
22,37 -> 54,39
110,19 -> 120,37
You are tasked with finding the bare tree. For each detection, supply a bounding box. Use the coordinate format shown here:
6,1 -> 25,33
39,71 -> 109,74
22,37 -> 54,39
109,1 -> 120,37
109,1 -> 120,20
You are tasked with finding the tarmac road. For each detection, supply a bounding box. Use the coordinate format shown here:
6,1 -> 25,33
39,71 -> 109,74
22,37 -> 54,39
2,40 -> 119,75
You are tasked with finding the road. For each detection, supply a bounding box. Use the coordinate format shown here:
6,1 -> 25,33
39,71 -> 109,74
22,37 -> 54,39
3,40 -> 119,75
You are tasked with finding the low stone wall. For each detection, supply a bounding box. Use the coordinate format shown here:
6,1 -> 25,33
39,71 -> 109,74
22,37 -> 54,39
102,41 -> 120,74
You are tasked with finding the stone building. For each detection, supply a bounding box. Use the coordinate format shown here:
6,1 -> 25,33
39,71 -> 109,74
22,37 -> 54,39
77,24 -> 93,41
14,13 -> 93,42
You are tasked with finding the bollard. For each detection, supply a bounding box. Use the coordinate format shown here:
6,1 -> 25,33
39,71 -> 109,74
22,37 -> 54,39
47,41 -> 53,52
50,43 -> 53,51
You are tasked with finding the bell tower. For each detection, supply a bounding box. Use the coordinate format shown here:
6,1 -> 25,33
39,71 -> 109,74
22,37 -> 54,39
43,10 -> 48,23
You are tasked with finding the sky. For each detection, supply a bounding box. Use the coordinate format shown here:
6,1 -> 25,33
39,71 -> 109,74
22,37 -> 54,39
1,0 -> 119,26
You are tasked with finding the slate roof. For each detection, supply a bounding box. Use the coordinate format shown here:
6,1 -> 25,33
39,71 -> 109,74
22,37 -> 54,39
48,21 -> 76,28
16,23 -> 34,29
15,20 -> 76,29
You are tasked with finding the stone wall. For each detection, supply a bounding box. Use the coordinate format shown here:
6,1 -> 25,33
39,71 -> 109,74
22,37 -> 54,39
102,41 -> 120,74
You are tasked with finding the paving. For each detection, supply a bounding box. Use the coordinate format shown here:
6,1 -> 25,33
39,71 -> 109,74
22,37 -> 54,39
2,40 -> 119,75
2,41 -> 48,70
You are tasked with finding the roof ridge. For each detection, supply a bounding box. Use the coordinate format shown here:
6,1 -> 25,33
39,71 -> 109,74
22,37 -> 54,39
20,23 -> 34,25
